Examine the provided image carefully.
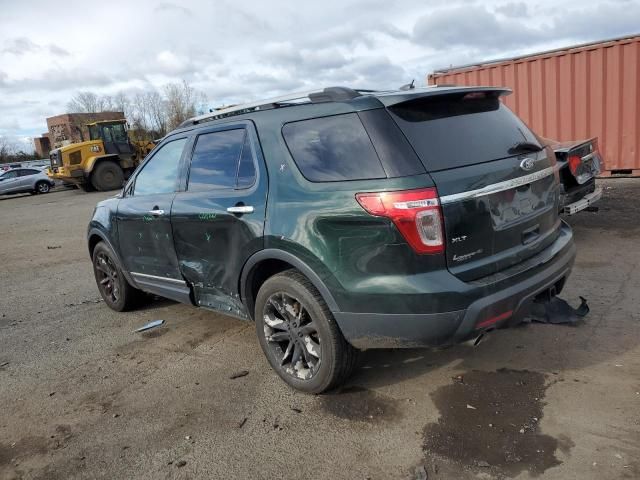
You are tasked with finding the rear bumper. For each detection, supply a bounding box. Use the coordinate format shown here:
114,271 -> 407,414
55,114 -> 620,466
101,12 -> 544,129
333,223 -> 576,349
562,186 -> 602,215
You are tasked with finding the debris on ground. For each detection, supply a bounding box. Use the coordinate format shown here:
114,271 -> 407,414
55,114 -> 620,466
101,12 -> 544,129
0,361 -> 9,368
238,417 -> 248,428
522,296 -> 589,325
290,407 -> 302,413
476,461 -> 490,468
452,375 -> 464,384
466,404 -> 476,410
46,245 -> 61,249
229,370 -> 249,379
134,320 -> 164,333
176,460 -> 187,468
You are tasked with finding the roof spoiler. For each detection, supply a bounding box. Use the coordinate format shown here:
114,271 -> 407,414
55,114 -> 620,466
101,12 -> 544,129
377,86 -> 512,108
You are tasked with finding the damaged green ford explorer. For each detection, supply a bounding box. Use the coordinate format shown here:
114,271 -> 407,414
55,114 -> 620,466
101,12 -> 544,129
87,86 -> 576,393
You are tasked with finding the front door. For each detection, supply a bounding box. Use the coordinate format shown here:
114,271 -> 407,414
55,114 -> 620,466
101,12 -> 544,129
0,170 -> 20,194
117,135 -> 190,302
102,123 -> 134,156
171,122 -> 267,318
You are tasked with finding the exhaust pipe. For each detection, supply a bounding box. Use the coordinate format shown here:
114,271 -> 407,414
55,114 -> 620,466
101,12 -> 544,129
464,332 -> 487,347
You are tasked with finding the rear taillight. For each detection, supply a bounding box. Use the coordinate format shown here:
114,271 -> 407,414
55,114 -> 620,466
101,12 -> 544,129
355,187 -> 445,254
568,155 -> 582,176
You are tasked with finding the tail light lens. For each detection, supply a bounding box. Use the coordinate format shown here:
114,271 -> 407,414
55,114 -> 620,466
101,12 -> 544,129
355,187 -> 445,254
568,155 -> 582,176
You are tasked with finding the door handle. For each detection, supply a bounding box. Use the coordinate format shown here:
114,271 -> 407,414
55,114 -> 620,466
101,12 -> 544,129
148,208 -> 165,216
226,205 -> 254,214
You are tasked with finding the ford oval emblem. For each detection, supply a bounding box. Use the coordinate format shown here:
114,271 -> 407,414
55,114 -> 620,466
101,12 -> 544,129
520,158 -> 535,171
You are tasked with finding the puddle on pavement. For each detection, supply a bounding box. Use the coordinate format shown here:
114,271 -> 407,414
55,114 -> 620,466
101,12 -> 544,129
320,386 -> 400,422
423,369 -> 568,477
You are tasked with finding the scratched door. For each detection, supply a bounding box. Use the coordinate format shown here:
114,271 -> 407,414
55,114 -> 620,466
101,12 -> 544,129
171,122 -> 267,318
117,136 -> 188,280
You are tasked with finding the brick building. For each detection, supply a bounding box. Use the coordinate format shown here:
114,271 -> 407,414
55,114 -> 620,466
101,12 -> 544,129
33,134 -> 51,158
33,111 -> 125,156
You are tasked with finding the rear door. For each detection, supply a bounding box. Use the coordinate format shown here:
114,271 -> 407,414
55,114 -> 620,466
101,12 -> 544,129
117,135 -> 191,301
171,121 -> 267,318
388,90 -> 561,281
18,169 -> 39,190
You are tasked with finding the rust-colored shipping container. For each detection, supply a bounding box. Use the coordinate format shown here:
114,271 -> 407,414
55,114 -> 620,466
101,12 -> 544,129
428,35 -> 640,176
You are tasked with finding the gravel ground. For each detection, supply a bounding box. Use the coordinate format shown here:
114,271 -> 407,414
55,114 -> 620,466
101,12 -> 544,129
0,180 -> 639,480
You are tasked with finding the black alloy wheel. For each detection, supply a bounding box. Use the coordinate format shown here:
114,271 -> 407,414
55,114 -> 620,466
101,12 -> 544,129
263,291 -> 322,380
255,270 -> 358,393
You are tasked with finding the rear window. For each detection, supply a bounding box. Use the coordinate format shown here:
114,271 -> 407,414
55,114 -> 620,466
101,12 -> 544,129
389,93 -> 541,171
282,113 -> 386,182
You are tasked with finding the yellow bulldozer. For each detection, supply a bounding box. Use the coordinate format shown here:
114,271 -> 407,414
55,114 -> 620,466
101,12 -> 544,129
47,119 -> 155,191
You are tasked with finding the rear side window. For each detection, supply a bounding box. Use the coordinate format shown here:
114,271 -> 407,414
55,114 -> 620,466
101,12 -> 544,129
187,129 -> 257,191
19,169 -> 39,176
389,93 -> 542,171
282,113 -> 386,182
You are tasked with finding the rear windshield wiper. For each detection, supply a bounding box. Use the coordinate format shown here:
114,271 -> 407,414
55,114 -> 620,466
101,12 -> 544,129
508,141 -> 544,154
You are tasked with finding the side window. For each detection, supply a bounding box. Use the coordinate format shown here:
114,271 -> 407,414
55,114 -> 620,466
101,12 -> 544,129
134,138 -> 187,196
102,126 -> 113,143
111,123 -> 128,142
282,113 -> 386,182
236,135 -> 256,188
3,170 -> 18,179
19,169 -> 39,176
187,129 -> 246,191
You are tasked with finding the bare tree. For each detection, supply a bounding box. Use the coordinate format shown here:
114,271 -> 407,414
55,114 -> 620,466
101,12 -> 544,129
164,80 -> 206,131
66,80 -> 205,138
67,91 -> 118,113
0,137 -> 16,163
113,91 -> 130,118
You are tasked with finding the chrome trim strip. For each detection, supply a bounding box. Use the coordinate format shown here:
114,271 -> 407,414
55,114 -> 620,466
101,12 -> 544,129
439,166 -> 556,205
131,272 -> 187,285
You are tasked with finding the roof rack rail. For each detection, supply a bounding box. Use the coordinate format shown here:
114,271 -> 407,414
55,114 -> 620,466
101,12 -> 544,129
180,86 -> 365,128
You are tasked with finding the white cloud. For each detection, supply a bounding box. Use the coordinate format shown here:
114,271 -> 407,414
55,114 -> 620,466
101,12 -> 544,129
0,0 -> 638,139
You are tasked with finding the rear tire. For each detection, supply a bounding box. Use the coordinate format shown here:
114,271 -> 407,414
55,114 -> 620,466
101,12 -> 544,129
91,161 -> 124,191
255,270 -> 358,394
35,181 -> 50,194
92,241 -> 143,311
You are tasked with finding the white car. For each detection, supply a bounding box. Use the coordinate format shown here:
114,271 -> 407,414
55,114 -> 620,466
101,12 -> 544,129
0,168 -> 55,195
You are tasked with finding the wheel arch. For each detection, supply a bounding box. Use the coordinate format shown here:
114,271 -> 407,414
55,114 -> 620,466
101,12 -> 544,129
240,249 -> 340,321
87,227 -> 138,288
83,154 -> 121,176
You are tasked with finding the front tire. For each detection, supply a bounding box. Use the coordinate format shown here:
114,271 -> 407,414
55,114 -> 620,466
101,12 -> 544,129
255,270 -> 358,393
92,241 -> 142,311
91,161 -> 124,191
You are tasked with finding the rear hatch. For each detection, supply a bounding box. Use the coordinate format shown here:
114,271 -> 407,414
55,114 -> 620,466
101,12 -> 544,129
385,88 -> 561,282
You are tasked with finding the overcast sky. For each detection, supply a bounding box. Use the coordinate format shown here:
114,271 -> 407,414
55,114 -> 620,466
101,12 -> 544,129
1,0 -> 638,150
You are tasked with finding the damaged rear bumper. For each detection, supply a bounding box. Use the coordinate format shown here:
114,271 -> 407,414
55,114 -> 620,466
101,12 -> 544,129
562,186 -> 602,215
333,223 -> 575,349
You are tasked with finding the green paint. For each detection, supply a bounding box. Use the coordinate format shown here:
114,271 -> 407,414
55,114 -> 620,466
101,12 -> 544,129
205,232 -> 211,242
143,215 -> 154,222
198,213 -> 217,221
138,232 -> 143,239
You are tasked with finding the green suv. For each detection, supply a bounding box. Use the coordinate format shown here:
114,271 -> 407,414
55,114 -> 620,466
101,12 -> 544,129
88,86 -> 576,393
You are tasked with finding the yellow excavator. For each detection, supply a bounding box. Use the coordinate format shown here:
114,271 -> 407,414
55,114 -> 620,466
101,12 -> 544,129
47,119 -> 155,191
